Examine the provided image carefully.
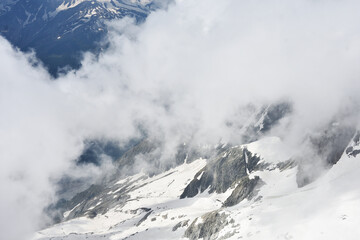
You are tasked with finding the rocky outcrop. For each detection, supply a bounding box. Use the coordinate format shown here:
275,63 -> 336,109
136,209 -> 153,227
184,211 -> 230,240
49,170 -> 154,222
223,176 -> 264,207
172,220 -> 190,231
346,131 -> 360,157
241,102 -> 292,143
180,147 -> 260,198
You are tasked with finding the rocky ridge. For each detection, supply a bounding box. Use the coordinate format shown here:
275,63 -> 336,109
0,0 -> 156,76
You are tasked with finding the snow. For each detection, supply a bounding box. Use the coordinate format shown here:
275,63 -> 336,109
217,150 -> 360,239
63,203 -> 82,219
33,137 -> 360,240
54,0 -> 149,16
245,136 -> 292,164
196,171 -> 204,180
34,158 -> 228,240
56,0 -> 87,12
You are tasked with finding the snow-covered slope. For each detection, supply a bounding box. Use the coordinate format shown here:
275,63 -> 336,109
34,158 -> 217,240
32,134 -> 360,240
0,0 -> 158,76
215,145 -> 360,239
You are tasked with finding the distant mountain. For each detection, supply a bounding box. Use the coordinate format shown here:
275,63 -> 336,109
0,0 -> 156,76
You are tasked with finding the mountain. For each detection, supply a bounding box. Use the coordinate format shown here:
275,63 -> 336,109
33,133 -> 360,240
0,0 -> 155,76
3,2 -> 360,240
32,103 -> 360,239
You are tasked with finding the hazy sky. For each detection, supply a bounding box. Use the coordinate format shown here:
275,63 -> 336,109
1,0 -> 360,239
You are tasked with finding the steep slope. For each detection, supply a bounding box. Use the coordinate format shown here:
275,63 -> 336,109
0,0 -> 154,76
33,132 -> 360,240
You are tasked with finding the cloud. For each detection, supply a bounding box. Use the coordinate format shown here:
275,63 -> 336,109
2,0 -> 360,239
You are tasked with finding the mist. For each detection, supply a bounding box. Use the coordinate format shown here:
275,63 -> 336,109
2,0 -> 360,239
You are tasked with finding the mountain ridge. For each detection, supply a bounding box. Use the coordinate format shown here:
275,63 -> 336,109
0,0 -> 156,76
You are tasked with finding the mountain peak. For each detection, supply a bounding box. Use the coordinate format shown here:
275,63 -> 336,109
0,0 -> 154,76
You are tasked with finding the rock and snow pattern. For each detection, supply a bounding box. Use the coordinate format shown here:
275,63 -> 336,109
32,135 -> 360,240
3,1 -> 360,240
0,0 -> 157,75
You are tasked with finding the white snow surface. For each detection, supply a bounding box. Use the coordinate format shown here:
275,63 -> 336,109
55,0 -> 150,14
33,137 -> 360,239
219,153 -> 360,240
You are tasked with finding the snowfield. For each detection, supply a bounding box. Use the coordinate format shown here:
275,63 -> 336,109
33,137 -> 360,240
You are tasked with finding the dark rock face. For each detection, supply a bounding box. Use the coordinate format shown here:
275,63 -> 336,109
50,173 -> 148,223
296,122 -> 356,187
0,0 -> 151,76
184,211 -> 230,240
259,102 -> 292,133
47,183 -> 113,223
223,176 -> 263,207
346,131 -> 360,157
136,209 -> 153,226
180,147 -> 260,199
241,101 -> 292,143
172,219 -> 190,231
275,160 -> 297,171
346,146 -> 360,157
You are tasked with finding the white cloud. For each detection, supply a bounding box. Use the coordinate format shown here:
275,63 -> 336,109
2,0 -> 360,239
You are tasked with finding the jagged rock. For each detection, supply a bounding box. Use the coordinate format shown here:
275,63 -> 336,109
276,160 -> 297,171
173,222 -> 182,232
180,148 -> 260,198
172,219 -> 190,231
223,176 -> 264,207
53,173 -> 154,222
260,102 -> 293,133
346,146 -> 360,157
184,210 -> 230,240
346,131 -> 360,157
62,183 -> 131,221
241,102 -> 292,143
136,210 -> 153,226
